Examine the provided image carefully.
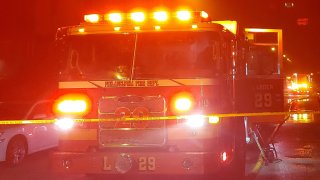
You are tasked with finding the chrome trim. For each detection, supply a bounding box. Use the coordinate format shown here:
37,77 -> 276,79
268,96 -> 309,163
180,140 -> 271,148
98,95 -> 168,147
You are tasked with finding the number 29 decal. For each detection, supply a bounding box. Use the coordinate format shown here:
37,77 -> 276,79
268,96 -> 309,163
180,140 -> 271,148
139,156 -> 156,171
254,93 -> 272,108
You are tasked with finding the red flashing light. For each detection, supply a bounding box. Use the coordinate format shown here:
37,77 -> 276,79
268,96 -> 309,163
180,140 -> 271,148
53,93 -> 92,116
170,92 -> 194,115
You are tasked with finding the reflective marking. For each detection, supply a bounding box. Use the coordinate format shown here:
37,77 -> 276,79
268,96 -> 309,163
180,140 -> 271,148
58,79 -> 218,89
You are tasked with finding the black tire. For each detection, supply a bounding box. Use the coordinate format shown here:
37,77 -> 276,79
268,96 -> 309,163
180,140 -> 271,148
219,118 -> 246,180
6,136 -> 28,167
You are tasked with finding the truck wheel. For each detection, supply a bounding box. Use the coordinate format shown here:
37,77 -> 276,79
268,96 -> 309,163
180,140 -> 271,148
220,118 -> 246,180
225,138 -> 246,180
6,137 -> 28,167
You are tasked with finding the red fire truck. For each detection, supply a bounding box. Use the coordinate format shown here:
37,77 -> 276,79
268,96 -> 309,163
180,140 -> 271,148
50,8 -> 284,179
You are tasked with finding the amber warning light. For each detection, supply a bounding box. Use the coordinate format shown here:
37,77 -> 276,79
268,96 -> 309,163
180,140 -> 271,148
83,10 -> 210,24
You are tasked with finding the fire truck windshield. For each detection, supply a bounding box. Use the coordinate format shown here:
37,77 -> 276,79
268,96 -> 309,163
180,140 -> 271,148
59,31 -> 221,80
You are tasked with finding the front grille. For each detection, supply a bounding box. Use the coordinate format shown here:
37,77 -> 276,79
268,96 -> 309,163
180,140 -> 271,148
98,95 -> 167,147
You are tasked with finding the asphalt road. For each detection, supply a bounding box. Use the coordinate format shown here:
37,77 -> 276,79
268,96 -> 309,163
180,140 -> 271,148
1,119 -> 320,180
247,120 -> 320,180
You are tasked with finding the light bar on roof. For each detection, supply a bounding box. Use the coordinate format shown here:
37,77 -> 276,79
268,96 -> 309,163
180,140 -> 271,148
177,10 -> 191,21
130,12 -> 145,22
153,11 -> 168,22
107,13 -> 123,23
84,14 -> 100,23
82,9 -> 211,27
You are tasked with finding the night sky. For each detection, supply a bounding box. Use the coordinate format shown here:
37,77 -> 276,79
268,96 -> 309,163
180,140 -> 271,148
0,0 -> 319,101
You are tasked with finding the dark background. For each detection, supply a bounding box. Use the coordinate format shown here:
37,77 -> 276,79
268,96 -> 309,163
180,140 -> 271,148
0,0 -> 319,102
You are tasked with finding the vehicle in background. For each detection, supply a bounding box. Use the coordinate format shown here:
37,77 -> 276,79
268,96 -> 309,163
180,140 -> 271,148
286,73 -> 312,96
285,73 -> 320,122
0,100 -> 58,166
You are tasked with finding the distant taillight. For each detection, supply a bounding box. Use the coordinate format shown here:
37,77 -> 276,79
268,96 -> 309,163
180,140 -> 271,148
221,151 -> 228,162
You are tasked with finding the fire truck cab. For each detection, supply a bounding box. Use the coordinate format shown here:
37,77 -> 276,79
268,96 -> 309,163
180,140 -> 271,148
50,9 -> 284,179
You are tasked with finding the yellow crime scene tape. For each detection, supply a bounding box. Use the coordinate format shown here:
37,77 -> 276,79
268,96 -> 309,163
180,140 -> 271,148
0,111 -> 320,125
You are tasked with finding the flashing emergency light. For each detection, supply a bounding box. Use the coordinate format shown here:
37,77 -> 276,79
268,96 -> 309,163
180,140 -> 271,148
134,26 -> 141,30
83,9 -> 211,27
58,100 -> 87,113
53,94 -> 91,116
175,97 -> 192,112
200,11 -> 209,19
291,113 -> 313,123
177,10 -> 191,21
171,92 -> 194,114
84,14 -> 100,23
153,11 -> 168,22
107,13 -> 123,23
130,12 -> 145,22
289,82 -> 308,90
155,26 -> 161,30
78,28 -> 85,33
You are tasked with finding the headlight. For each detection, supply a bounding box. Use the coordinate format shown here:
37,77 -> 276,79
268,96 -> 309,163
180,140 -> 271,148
184,115 -> 220,128
55,118 -> 75,131
185,115 -> 206,128
130,12 -> 145,22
